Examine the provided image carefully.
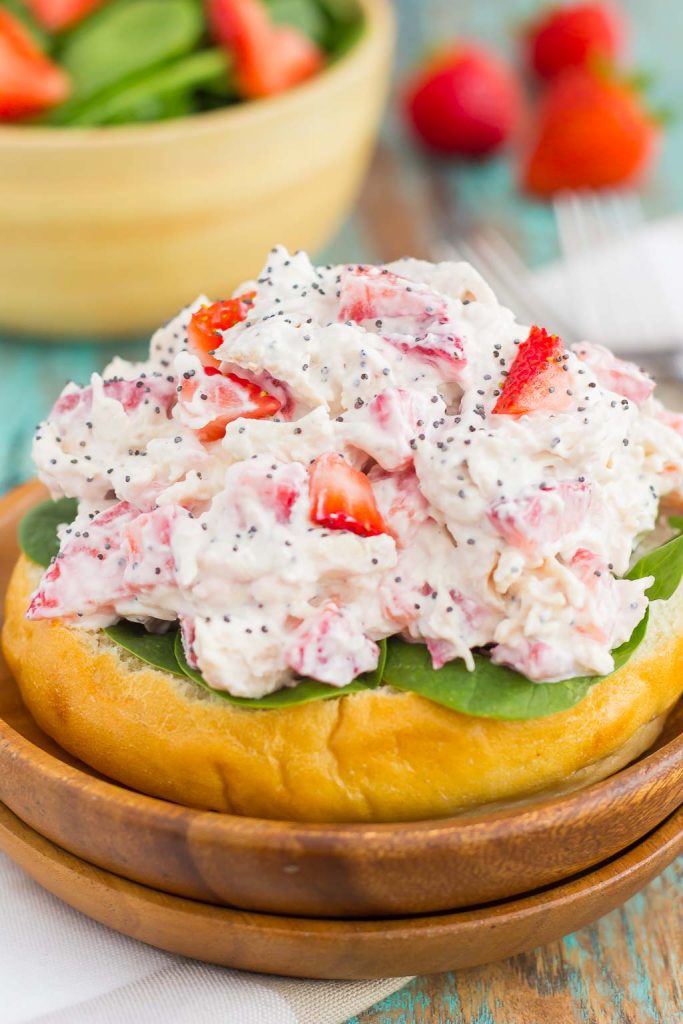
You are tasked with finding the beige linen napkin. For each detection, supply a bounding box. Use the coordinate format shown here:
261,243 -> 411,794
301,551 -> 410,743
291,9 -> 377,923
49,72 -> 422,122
0,852 -> 411,1023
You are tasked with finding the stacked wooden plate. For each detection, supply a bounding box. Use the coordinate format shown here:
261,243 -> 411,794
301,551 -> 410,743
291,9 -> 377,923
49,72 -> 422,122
1,482 -> 682,979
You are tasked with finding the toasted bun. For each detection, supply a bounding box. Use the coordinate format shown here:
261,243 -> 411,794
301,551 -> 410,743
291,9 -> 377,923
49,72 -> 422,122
3,553 -> 682,822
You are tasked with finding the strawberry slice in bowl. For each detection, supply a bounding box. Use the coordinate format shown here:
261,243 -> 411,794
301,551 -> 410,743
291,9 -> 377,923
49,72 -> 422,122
493,325 -> 572,416
178,364 -> 282,443
186,294 -> 256,369
309,452 -> 392,539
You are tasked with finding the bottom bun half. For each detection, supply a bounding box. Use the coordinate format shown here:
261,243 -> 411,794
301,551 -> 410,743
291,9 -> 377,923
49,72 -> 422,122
2,554 -> 682,822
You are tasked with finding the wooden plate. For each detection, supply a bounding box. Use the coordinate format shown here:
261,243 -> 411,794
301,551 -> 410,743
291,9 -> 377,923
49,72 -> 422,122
1,481 -> 682,919
0,799 -> 680,980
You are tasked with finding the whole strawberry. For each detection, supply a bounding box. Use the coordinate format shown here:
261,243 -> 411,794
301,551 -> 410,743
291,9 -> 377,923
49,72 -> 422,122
526,2 -> 624,81
522,65 -> 659,196
403,43 -> 523,158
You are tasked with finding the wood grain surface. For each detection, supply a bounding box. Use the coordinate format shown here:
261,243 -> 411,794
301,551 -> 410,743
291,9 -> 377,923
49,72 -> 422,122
353,859 -> 682,1023
0,799 -> 680,982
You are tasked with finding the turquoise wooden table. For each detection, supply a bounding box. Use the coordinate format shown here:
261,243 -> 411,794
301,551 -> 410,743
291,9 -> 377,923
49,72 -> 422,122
1,1 -> 681,1020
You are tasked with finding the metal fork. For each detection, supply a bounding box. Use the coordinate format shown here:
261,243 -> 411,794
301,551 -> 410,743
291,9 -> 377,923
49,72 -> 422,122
553,190 -> 683,379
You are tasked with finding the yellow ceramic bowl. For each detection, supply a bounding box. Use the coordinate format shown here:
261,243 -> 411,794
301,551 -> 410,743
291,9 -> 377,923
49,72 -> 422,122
0,0 -> 394,339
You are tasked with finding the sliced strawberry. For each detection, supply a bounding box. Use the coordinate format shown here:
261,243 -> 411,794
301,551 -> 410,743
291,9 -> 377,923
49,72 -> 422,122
338,266 -> 466,379
339,265 -> 450,328
27,501 -> 139,620
52,374 -> 177,425
492,325 -> 571,416
309,453 -> 391,538
122,506 -> 180,589
179,366 -> 281,443
488,480 -> 591,553
207,0 -> 323,99
186,293 -> 255,369
284,602 -> 379,685
0,8 -> 70,119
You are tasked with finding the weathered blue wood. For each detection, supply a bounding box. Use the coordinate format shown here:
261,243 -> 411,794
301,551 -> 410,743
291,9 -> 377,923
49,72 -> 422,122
350,858 -> 682,1024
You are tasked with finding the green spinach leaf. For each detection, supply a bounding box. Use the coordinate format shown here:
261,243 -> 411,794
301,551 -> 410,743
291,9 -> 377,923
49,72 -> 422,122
627,532 -> 683,601
55,49 -> 231,127
55,0 -> 204,111
18,497 -> 78,567
104,621 -> 186,678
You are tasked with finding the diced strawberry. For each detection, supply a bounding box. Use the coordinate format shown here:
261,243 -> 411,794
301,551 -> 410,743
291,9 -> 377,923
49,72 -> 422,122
491,638 -> 574,681
27,501 -> 139,620
207,0 -> 323,99
219,363 -> 297,420
370,467 -> 429,546
339,266 -> 450,326
487,481 -> 591,554
178,366 -> 281,443
285,602 -> 379,685
186,293 -> 255,369
492,325 -> 571,416
122,506 -> 180,589
0,8 -> 70,120
338,266 -> 466,379
309,453 -> 392,539
52,375 -> 177,426
425,637 -> 460,670
573,342 -> 654,406
344,389 -> 430,472
233,460 -> 302,524
179,616 -> 199,670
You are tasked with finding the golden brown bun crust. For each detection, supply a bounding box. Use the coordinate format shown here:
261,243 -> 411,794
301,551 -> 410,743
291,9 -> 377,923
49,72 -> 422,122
3,554 -> 682,822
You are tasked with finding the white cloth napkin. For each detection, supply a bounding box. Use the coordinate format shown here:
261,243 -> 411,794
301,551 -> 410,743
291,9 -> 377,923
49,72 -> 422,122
0,853 -> 411,1023
533,214 -> 683,356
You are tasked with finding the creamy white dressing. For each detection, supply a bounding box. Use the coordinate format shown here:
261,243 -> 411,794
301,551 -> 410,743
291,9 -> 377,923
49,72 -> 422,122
28,246 -> 683,696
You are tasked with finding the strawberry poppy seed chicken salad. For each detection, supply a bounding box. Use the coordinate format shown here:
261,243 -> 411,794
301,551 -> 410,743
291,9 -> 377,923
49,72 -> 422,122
25,247 -> 683,702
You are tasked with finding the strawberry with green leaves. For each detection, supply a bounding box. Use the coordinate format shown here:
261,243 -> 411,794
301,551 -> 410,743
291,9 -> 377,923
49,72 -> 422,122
522,65 -> 660,197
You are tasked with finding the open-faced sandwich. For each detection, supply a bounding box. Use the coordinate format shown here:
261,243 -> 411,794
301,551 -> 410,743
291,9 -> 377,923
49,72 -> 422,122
4,247 -> 683,821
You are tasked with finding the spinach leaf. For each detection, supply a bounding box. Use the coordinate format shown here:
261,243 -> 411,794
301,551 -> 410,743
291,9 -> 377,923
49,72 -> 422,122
627,532 -> 683,601
383,641 -> 598,721
18,497 -> 77,567
265,0 -> 328,45
173,631 -> 386,708
104,621 -> 187,678
55,0 -> 204,111
314,0 -> 363,55
56,49 -> 231,127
